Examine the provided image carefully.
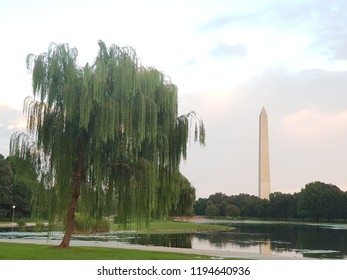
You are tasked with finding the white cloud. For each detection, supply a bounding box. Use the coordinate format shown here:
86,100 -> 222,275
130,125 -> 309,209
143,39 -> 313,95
0,106 -> 26,156
6,120 -> 26,130
211,43 -> 247,58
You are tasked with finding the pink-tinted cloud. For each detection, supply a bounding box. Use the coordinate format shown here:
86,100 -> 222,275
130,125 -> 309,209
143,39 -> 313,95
283,109 -> 347,137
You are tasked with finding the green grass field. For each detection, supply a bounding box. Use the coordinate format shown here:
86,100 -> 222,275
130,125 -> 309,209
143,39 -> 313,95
0,242 -> 215,260
112,220 -> 231,232
1,220 -> 230,232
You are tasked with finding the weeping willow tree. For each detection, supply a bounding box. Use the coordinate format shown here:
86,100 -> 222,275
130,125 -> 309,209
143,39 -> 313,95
10,41 -> 205,248
168,172 -> 196,218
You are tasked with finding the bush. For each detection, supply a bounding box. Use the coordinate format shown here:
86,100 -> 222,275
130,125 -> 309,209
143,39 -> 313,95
33,222 -> 45,232
205,204 -> 218,217
225,204 -> 241,217
73,213 -> 110,233
17,220 -> 26,232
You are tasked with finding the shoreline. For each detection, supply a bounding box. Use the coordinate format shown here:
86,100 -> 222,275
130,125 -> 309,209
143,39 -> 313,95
0,238 -> 311,260
1,218 -> 339,260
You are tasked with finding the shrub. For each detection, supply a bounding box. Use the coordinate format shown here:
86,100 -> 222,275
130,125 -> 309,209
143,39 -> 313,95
17,220 -> 26,232
33,222 -> 44,232
73,213 -> 110,233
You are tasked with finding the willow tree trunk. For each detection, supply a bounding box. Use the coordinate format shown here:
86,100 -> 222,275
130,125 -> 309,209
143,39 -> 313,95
59,149 -> 84,248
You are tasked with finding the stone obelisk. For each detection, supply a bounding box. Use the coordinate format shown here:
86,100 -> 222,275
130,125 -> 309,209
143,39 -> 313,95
259,107 -> 271,199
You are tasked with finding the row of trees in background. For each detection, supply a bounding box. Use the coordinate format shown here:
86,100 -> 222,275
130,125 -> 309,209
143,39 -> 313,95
0,154 -> 36,218
3,152 -> 346,223
194,181 -> 347,221
3,152 -> 345,223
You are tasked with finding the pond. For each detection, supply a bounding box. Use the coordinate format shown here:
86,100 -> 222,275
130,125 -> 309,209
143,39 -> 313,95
1,221 -> 346,259
195,221 -> 347,259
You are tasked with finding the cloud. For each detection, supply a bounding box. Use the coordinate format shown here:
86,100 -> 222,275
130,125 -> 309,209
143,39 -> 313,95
0,105 -> 26,130
211,43 -> 247,58
198,0 -> 347,62
236,68 -> 347,114
272,0 -> 347,61
184,57 -> 198,66
283,109 -> 347,137
313,7 -> 347,60
0,105 -> 26,156
197,1 -> 309,32
6,121 -> 26,130
199,13 -> 260,31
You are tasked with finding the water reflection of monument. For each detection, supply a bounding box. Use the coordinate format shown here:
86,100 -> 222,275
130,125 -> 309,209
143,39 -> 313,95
259,242 -> 271,255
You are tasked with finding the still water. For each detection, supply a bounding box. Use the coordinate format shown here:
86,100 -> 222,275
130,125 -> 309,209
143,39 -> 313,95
1,221 -> 346,259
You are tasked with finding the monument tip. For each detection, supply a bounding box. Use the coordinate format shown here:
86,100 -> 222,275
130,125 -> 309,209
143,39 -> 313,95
260,106 -> 267,116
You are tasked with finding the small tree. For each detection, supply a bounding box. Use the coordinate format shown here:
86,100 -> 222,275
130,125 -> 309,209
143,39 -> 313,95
207,192 -> 228,216
194,198 -> 208,215
205,203 -> 218,217
0,154 -> 14,218
225,203 -> 240,217
298,181 -> 343,221
10,41 -> 205,247
269,192 -> 298,219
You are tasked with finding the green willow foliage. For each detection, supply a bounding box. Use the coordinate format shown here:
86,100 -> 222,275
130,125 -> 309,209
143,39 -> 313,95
10,41 -> 205,227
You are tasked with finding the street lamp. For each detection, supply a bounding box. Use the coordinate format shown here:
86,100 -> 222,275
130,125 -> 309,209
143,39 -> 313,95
12,205 -> 15,232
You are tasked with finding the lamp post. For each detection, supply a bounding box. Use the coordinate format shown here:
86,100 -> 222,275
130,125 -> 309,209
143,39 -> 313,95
12,205 -> 15,232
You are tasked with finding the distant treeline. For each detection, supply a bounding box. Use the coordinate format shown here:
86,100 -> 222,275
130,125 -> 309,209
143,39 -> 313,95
194,181 -> 347,222
0,154 -> 35,219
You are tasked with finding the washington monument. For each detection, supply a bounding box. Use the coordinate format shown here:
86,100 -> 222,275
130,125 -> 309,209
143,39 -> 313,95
259,107 -> 271,199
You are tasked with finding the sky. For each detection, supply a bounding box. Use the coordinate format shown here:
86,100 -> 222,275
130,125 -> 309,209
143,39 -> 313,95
1,0 -> 347,198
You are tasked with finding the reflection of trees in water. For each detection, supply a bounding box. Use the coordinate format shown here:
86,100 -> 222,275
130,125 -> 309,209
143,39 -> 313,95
192,223 -> 347,258
117,223 -> 347,256
226,223 -> 347,256
302,251 -> 345,259
120,233 -> 193,248
194,232 -> 268,248
294,226 -> 346,250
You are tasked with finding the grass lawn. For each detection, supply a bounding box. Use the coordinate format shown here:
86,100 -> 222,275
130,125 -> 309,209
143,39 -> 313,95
0,242 -> 216,260
111,220 -> 231,232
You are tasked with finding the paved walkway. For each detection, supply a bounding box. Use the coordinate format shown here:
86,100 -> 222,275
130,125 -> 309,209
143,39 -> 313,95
0,222 -> 48,228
